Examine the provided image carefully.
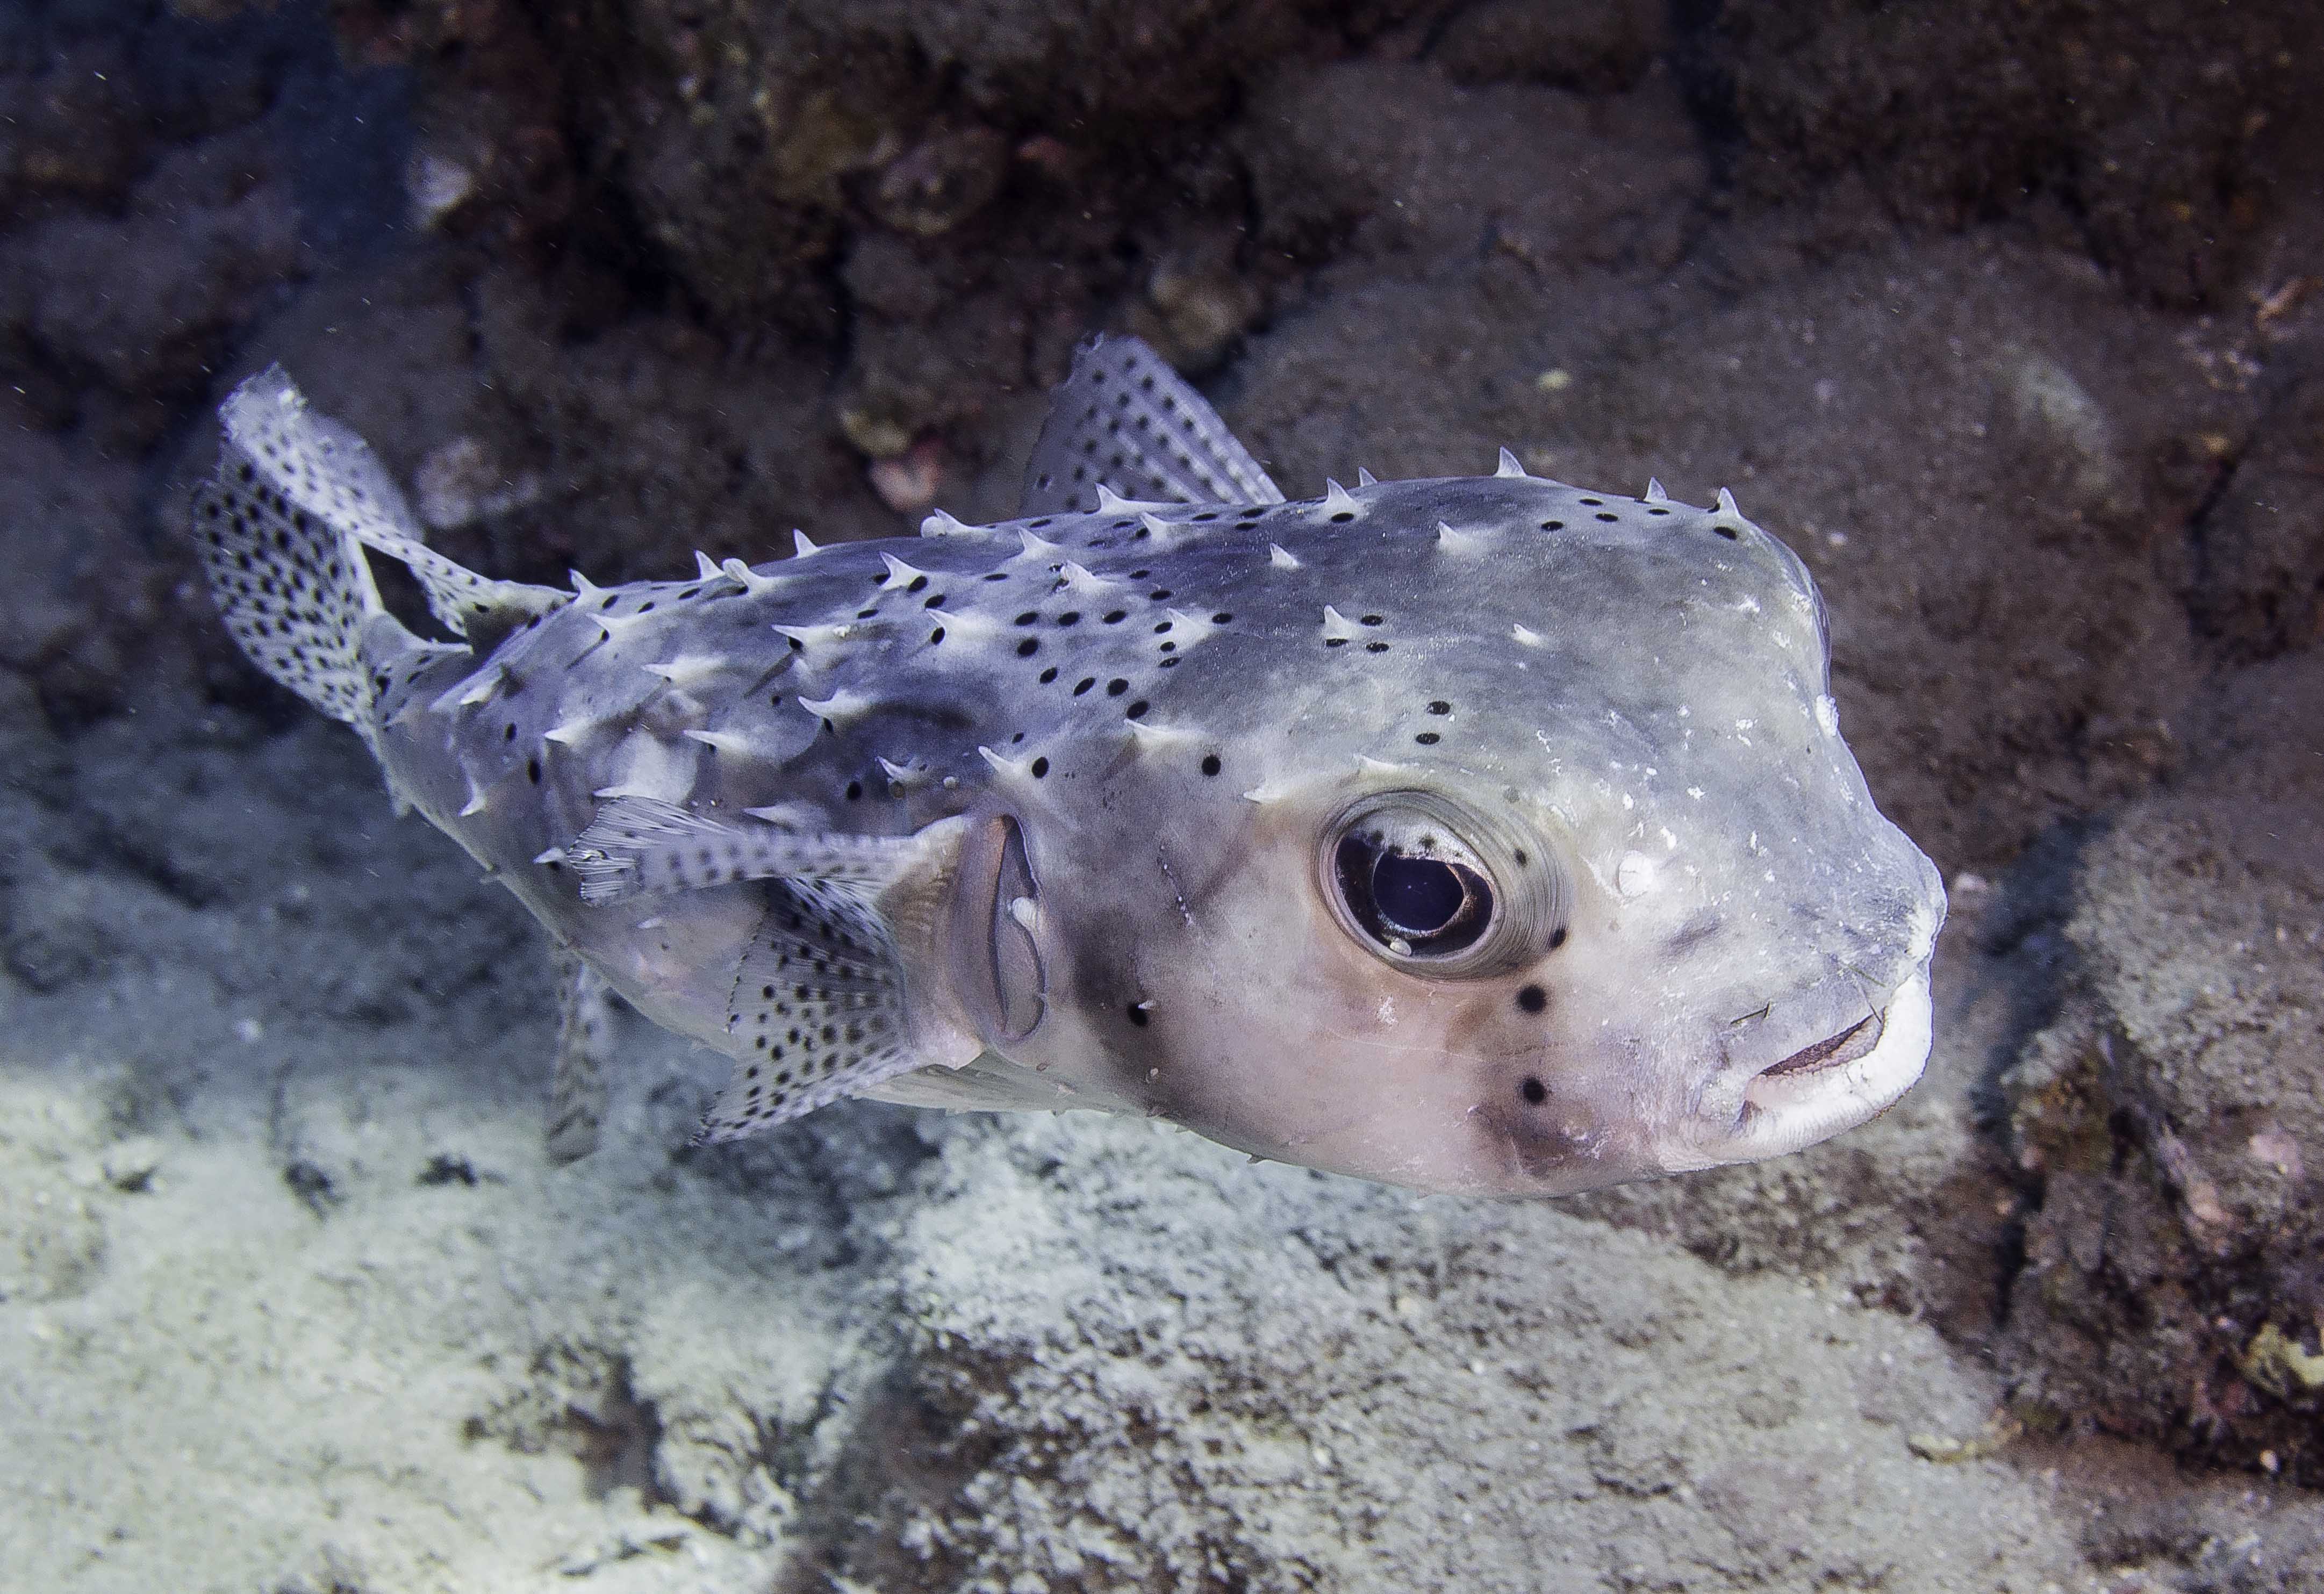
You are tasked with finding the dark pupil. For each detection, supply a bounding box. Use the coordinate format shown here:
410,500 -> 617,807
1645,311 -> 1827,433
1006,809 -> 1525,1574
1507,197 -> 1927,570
1334,835 -> 1493,955
1371,852 -> 1465,936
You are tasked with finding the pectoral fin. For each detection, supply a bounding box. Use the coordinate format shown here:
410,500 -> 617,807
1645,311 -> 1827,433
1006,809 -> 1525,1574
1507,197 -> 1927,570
703,885 -> 919,1140
566,797 -> 982,1143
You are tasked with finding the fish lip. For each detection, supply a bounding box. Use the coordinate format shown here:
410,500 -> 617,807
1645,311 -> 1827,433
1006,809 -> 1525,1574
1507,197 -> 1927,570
1719,968 -> 1934,1158
1752,1009 -> 1884,1085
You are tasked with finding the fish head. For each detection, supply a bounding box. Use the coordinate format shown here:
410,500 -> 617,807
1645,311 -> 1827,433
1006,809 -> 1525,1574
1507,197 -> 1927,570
979,478 -> 1945,1197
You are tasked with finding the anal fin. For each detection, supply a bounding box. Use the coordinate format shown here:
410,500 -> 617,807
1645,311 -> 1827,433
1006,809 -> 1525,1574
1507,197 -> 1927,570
548,950 -> 615,1164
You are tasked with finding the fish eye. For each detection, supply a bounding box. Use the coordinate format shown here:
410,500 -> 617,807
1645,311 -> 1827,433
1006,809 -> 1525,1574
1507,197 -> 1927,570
1334,833 -> 1494,956
1320,793 -> 1562,975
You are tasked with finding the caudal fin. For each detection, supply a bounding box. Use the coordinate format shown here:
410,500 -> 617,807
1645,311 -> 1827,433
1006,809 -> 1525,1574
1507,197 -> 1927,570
190,369 -> 565,737
191,371 -> 403,734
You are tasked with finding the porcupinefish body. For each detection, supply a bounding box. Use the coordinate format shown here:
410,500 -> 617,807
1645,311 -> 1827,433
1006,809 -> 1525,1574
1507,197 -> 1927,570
191,336 -> 1943,1197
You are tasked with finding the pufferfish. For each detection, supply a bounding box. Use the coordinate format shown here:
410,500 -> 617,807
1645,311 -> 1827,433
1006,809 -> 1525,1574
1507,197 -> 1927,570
189,334 -> 1945,1197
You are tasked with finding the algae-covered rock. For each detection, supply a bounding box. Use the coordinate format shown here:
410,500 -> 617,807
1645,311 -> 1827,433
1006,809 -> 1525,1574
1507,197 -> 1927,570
540,0 -> 1331,327
1710,0 -> 2324,306
2001,652 -> 2324,1476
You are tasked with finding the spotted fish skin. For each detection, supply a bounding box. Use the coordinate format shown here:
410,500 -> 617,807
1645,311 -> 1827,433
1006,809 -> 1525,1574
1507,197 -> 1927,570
191,338 -> 1944,1196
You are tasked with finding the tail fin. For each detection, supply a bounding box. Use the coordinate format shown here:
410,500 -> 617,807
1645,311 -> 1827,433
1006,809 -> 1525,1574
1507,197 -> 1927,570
192,371 -> 405,735
190,369 -> 564,736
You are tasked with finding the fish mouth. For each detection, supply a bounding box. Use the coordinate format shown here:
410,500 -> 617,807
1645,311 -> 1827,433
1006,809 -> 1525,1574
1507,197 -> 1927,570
1720,970 -> 1934,1161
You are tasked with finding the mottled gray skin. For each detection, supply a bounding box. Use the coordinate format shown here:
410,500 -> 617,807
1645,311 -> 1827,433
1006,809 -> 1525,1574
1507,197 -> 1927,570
363,476 -> 1940,1195
194,358 -> 1943,1197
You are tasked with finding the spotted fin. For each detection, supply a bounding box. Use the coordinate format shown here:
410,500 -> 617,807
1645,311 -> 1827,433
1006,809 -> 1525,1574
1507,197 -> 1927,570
546,951 -> 615,1164
195,396 -> 463,757
218,368 -> 565,643
566,798 -> 985,1140
1019,334 -> 1286,515
705,885 -> 927,1140
568,796 -> 919,907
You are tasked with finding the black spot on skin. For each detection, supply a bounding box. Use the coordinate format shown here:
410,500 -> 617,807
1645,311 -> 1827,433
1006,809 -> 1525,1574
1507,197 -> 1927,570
1516,984 -> 1548,1015
845,780 -> 864,801
1548,926 -> 1568,950
1125,1003 -> 1150,1028
1030,757 -> 1050,778
1039,665 -> 1059,683
1200,753 -> 1221,777
526,758 -> 541,784
1414,731 -> 1439,745
1106,678 -> 1129,696
1715,525 -> 1740,540
1520,1076 -> 1548,1105
1016,637 -> 1039,657
1426,700 -> 1451,715
1541,520 -> 1565,532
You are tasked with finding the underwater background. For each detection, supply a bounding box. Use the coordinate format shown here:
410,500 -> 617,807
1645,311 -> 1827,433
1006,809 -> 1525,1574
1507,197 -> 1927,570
2,1 -> 2321,1588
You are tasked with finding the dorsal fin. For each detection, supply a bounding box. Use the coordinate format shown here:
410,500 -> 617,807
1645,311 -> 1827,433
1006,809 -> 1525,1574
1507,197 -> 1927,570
1019,334 -> 1286,515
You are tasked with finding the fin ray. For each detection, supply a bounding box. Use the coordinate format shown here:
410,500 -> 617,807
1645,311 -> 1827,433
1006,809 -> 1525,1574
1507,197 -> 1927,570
699,885 -> 928,1140
568,796 -> 918,906
1019,334 -> 1286,515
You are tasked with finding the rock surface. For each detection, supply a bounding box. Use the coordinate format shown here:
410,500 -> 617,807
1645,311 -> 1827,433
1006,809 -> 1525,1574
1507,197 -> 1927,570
2002,652 -> 2324,1477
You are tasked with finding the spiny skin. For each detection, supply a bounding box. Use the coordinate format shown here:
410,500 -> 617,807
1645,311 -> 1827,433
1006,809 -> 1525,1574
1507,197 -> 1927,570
194,351 -> 1946,1197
